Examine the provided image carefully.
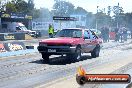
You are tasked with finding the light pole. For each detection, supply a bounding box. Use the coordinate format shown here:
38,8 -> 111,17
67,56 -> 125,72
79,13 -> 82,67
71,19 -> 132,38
117,3 -> 119,28
58,0 -> 62,30
96,6 -> 99,29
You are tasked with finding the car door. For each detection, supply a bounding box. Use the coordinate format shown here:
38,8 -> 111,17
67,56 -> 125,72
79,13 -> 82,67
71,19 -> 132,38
89,30 -> 98,49
82,30 -> 95,53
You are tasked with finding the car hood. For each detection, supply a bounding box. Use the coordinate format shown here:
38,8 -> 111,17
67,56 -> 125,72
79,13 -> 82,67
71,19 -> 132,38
40,37 -> 81,45
28,30 -> 36,33
23,30 -> 36,32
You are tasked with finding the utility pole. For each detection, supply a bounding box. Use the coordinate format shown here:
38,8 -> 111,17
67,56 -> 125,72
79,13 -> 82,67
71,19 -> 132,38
96,6 -> 98,29
59,0 -> 62,30
116,2 -> 122,42
107,6 -> 111,16
117,2 -> 119,28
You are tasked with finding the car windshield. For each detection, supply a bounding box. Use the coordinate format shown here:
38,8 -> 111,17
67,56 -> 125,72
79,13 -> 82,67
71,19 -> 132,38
55,29 -> 82,38
19,26 -> 28,31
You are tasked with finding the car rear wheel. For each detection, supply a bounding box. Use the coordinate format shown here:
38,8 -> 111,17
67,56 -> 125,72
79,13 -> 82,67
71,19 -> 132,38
91,46 -> 100,58
41,53 -> 50,63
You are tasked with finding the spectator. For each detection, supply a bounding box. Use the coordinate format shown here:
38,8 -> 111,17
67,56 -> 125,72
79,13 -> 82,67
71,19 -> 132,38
123,27 -> 127,41
105,27 -> 110,42
48,24 -> 54,38
119,27 -> 123,42
115,28 -> 120,42
101,27 -> 106,42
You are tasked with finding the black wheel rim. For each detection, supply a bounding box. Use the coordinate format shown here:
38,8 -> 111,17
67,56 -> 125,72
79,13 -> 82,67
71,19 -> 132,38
95,48 -> 99,56
76,49 -> 81,60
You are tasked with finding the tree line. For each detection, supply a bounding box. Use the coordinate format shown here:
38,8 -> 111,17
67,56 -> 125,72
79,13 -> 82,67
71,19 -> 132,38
0,0 -> 40,19
1,0 -> 132,30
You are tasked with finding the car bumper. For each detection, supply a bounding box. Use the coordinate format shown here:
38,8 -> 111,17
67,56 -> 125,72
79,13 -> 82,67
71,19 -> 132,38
37,46 -> 76,54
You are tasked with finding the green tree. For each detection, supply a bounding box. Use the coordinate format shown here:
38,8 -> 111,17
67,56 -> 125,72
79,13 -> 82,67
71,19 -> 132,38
39,8 -> 52,21
27,0 -> 34,14
6,1 -> 17,13
74,7 -> 88,15
124,13 -> 132,29
5,0 -> 28,13
0,0 -> 5,11
5,0 -> 34,14
5,0 -> 39,18
95,12 -> 111,29
113,6 -> 124,15
53,1 -> 74,16
86,12 -> 95,28
112,5 -> 124,27
33,8 -> 41,19
15,0 -> 29,13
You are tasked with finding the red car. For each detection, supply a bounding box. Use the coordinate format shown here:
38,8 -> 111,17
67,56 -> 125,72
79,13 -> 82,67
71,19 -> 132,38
38,28 -> 102,62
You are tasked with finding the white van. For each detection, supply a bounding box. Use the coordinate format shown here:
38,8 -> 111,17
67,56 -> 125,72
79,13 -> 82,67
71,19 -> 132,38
2,22 -> 37,37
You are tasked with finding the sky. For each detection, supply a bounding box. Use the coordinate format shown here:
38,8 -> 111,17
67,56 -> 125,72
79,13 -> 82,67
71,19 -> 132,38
34,0 -> 132,14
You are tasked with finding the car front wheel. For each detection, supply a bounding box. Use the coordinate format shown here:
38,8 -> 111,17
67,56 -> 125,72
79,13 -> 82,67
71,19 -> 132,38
67,47 -> 82,62
41,53 -> 50,63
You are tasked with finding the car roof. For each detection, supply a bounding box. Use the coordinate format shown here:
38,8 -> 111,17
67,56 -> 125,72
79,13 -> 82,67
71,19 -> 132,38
84,29 -> 92,31
85,29 -> 90,30
62,28 -> 83,30
62,28 -> 92,31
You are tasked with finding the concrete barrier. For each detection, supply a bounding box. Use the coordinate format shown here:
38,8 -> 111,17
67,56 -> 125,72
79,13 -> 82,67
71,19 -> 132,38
0,42 -> 27,53
0,43 -> 7,53
4,42 -> 26,51
14,32 -> 25,40
0,33 -> 33,41
0,41 -> 37,58
25,34 -> 33,40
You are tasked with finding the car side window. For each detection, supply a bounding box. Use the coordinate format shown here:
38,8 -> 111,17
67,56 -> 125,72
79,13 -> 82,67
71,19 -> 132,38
84,31 -> 90,39
73,30 -> 82,38
89,31 -> 97,40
